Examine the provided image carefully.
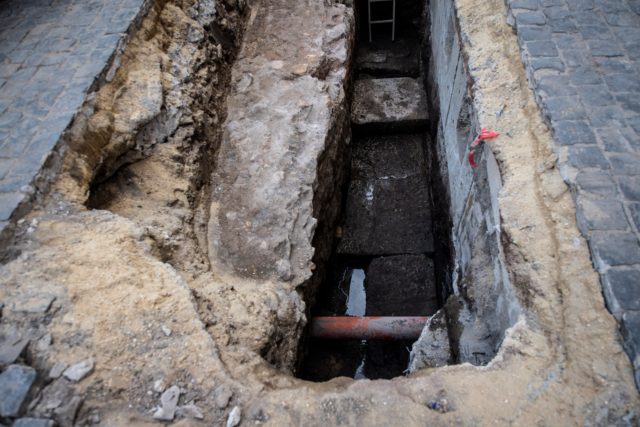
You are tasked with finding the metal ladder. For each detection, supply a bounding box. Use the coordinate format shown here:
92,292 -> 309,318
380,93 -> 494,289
368,0 -> 395,43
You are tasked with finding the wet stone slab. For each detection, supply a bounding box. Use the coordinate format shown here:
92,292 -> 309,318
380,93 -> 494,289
351,77 -> 428,133
365,254 -> 438,316
338,135 -> 433,256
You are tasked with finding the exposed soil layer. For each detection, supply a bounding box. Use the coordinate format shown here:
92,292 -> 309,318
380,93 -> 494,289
0,0 -> 638,425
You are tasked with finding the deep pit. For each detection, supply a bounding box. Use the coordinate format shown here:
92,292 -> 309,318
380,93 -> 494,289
81,0 -> 518,382
296,0 -> 437,381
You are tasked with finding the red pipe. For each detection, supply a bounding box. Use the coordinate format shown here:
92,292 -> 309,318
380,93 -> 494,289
310,316 -> 428,340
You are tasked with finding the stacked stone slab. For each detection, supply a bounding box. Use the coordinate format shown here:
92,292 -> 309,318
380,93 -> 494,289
340,71 -> 436,318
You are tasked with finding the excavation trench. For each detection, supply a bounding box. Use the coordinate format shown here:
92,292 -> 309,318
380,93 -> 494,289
84,0 -> 519,385
3,0 -> 639,424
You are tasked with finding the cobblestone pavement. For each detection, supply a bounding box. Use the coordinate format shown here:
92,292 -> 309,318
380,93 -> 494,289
506,0 -> 640,385
0,0 -> 147,234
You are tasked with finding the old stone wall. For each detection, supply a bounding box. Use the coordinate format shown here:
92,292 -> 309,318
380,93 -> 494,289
415,0 -> 521,365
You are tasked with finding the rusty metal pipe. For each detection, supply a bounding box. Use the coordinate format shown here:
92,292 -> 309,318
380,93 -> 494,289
310,316 -> 428,340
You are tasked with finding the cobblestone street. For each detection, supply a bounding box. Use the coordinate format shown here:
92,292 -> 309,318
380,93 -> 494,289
507,0 -> 640,384
0,0 -> 147,235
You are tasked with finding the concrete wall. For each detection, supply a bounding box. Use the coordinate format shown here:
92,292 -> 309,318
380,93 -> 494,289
417,0 -> 520,365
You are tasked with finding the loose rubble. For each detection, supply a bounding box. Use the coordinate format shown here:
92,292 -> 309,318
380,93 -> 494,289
0,365 -> 36,417
152,385 -> 181,421
62,358 -> 94,382
226,406 -> 242,427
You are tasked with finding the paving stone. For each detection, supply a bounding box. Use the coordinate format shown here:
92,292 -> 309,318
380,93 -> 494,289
526,40 -> 559,56
618,176 -> 640,201
573,11 -> 606,26
608,153 -> 640,175
351,77 -> 428,133
365,255 -> 438,317
567,145 -> 609,169
604,11 -> 640,26
628,203 -> 640,230
0,364 -> 36,417
590,231 -> 640,269
604,268 -> 640,313
530,57 -> 565,72
576,171 -> 618,196
510,0 -> 539,10
537,75 -> 577,96
519,25 -> 553,41
585,105 -> 627,128
579,25 -> 615,40
570,68 -> 603,86
589,39 -> 625,57
515,11 -> 547,25
596,127 -> 633,152
544,97 -> 587,121
577,85 -> 615,108
604,73 -> 640,93
552,120 -> 597,145
548,18 -> 578,33
543,6 -> 571,20
615,92 -> 640,115
576,197 -> 629,232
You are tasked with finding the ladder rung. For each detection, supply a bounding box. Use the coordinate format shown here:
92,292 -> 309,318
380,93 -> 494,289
370,19 -> 394,24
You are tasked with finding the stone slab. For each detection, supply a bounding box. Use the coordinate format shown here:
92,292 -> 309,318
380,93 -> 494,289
351,134 -> 427,180
365,254 -> 438,316
337,173 -> 433,256
356,38 -> 420,78
351,77 -> 428,133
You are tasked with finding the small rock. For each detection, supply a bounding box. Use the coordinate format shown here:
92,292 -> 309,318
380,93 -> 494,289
153,379 -> 165,393
8,294 -> 56,314
0,364 -> 37,417
54,395 -> 83,427
12,418 -> 55,427
85,409 -> 101,424
226,406 -> 241,427
176,403 -> 204,420
49,363 -> 68,380
33,378 -> 73,415
152,385 -> 181,421
0,328 -> 29,365
214,385 -> 233,409
161,325 -> 172,337
36,334 -> 52,352
63,358 -> 94,382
